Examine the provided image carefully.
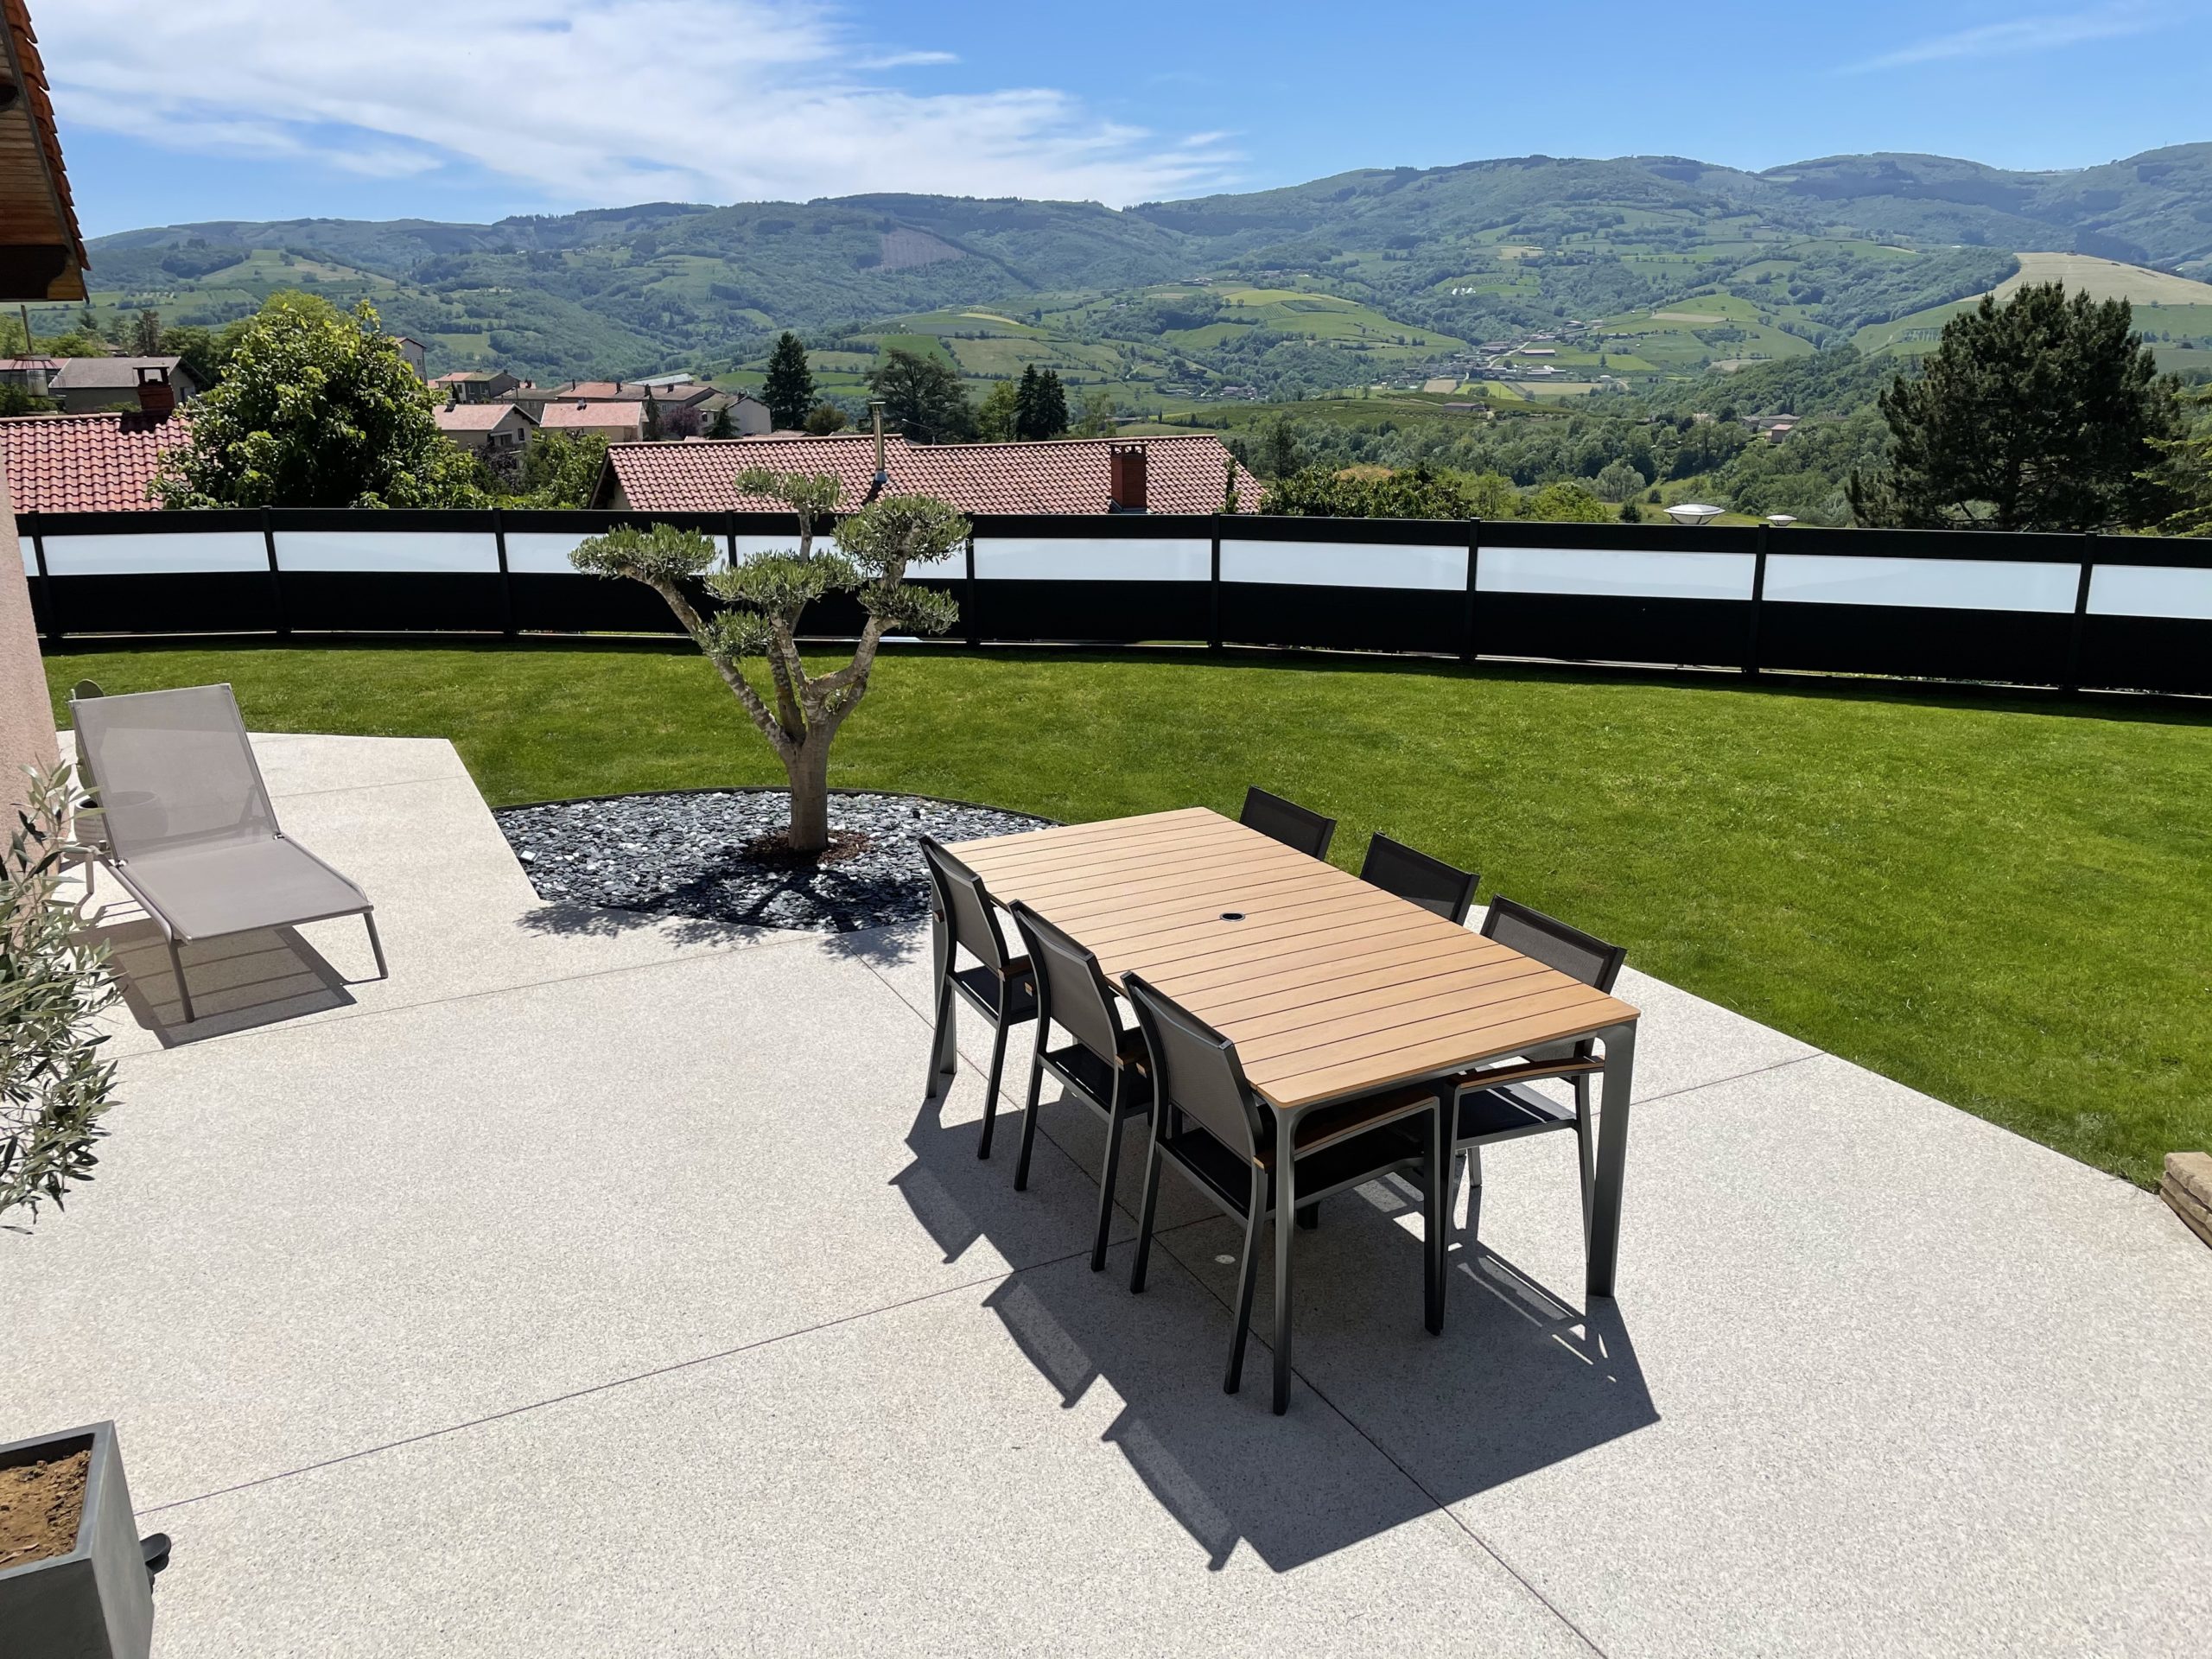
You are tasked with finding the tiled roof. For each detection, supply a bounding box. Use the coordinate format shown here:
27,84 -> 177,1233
556,382 -> 641,401
50,355 -> 185,390
541,401 -> 645,431
435,402 -> 536,431
0,411 -> 189,512
599,433 -> 1261,516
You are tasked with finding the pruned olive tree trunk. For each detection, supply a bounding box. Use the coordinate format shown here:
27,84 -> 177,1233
572,474 -> 966,853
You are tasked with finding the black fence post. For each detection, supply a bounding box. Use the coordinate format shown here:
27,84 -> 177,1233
1747,523 -> 1770,677
725,510 -> 738,573
261,506 -> 290,638
2064,533 -> 2095,694
1208,519 -> 1224,652
492,506 -> 517,639
26,514 -> 58,642
963,534 -> 980,648
1462,519 -> 1481,664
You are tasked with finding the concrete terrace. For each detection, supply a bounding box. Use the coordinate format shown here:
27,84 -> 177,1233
3,733 -> 2209,1656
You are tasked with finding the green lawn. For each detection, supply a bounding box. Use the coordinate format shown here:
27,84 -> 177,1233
46,641 -> 2211,1190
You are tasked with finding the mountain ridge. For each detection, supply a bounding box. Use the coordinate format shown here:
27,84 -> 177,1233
69,144 -> 2212,386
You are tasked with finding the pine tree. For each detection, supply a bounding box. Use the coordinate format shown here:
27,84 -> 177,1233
1849,283 -> 2182,531
1034,369 -> 1069,439
1012,365 -> 1043,440
762,332 -> 815,431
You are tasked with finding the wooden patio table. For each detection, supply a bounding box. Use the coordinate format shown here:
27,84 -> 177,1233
939,807 -> 1641,1398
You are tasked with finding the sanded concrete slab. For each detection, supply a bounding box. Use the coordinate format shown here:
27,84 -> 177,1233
0,938 -> 1153,1510
138,1248 -> 1591,1659
1158,1053 -> 2212,1656
13,730 -> 2209,1656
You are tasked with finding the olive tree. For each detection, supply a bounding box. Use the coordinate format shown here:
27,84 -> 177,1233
3,763 -> 119,1224
571,470 -> 966,852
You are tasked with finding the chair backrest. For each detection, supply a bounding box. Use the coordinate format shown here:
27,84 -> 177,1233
918,835 -> 1015,975
1239,786 -> 1336,860
1481,895 -> 1626,992
1123,974 -> 1267,1165
1360,834 -> 1478,925
68,683 -> 280,861
1008,902 -> 1123,1062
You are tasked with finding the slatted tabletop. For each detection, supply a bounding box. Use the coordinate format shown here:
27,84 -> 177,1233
946,807 -> 1638,1111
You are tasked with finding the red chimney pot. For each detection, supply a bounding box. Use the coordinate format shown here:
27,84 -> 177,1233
1109,442 -> 1148,513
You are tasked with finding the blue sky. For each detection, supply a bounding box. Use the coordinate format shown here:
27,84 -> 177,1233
41,0 -> 2212,236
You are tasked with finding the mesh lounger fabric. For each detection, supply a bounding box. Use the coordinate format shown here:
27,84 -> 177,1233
70,684 -> 371,942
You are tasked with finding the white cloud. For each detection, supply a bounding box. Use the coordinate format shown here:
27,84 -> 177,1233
40,0 -> 1237,210
1845,3 -> 2172,71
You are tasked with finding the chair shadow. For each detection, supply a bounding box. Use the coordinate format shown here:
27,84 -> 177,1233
888,1014 -> 1659,1573
83,915 -> 358,1046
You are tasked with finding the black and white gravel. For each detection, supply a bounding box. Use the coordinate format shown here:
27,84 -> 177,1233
493,789 -> 1052,933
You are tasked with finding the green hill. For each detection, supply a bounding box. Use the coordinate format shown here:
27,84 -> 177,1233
63,144 -> 2212,391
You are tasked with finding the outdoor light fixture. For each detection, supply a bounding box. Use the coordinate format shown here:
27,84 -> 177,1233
1664,502 -> 1725,526
1765,513 -> 1798,529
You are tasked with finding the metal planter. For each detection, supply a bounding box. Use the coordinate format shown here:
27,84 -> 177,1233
0,1421 -> 155,1659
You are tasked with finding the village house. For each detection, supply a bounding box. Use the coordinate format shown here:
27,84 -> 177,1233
0,354 -> 63,397
591,431 -> 1259,516
435,399 -> 537,459
48,354 -> 199,413
429,370 -> 524,404
539,399 -> 647,445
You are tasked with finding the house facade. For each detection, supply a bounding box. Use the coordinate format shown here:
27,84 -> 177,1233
435,399 -> 538,458
49,355 -> 200,414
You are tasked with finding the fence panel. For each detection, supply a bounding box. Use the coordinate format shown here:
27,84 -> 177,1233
17,508 -> 2212,696
1220,521 -> 1468,654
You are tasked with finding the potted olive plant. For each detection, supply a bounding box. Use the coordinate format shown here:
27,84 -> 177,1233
2,764 -> 161,1656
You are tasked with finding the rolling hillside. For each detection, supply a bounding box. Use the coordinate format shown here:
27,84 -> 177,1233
61,144 -> 2212,393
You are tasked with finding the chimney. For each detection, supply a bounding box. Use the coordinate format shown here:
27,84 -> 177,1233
134,364 -> 175,420
1108,442 -> 1147,513
869,399 -> 888,494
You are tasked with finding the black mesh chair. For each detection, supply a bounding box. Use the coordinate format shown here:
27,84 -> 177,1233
918,836 -> 1039,1159
1359,834 -> 1478,925
1448,896 -> 1628,1255
1124,973 -> 1448,1415
1007,902 -> 1154,1272
1238,787 -> 1336,860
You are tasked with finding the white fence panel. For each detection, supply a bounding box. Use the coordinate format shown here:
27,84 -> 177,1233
2088,563 -> 2212,621
1764,555 -> 2078,613
973,537 -> 1210,582
1221,539 -> 1463,591
276,531 -> 499,574
1478,546 -> 1754,601
40,532 -> 270,576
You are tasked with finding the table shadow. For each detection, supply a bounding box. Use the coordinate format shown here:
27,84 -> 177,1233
890,1015 -> 1658,1573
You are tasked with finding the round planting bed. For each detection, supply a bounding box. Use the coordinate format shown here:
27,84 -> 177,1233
493,788 -> 1053,933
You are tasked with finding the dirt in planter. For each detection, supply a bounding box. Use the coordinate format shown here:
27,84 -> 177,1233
736,827 -> 873,868
0,1447 -> 90,1570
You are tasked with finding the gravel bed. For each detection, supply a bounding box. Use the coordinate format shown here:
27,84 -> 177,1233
493,789 -> 1052,932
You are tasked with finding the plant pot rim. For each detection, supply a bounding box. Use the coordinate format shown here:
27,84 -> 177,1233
0,1420 -> 116,1580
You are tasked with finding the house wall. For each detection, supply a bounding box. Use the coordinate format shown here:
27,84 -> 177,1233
0,464 -> 56,810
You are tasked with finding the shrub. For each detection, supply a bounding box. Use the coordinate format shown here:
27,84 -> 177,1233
2,764 -> 120,1224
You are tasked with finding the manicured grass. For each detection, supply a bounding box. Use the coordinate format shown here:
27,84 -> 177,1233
47,640 -> 2211,1191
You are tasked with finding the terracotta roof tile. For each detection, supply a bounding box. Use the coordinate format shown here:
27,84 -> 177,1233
0,410 -> 188,512
541,401 -> 645,432
601,433 -> 1259,516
